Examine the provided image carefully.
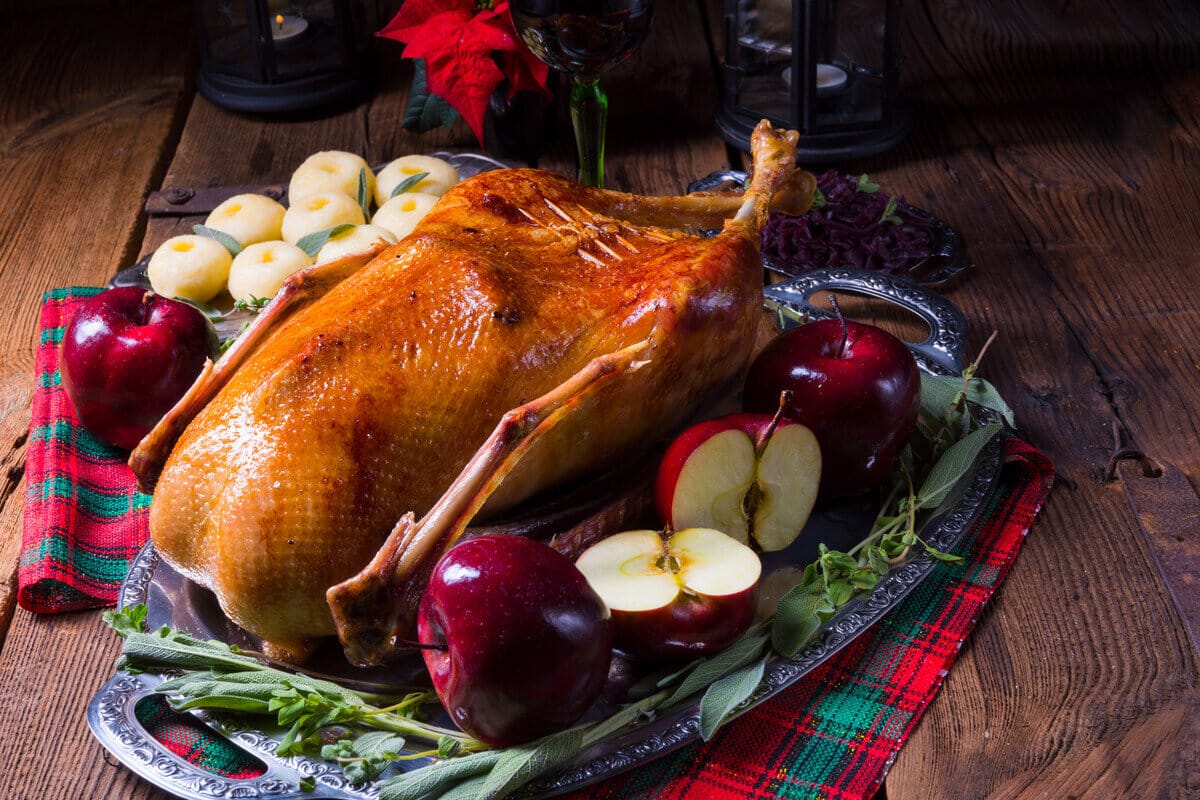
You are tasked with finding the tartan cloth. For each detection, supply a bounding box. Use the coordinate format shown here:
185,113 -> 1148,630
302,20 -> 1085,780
19,288 -> 152,614
21,289 -> 1055,798
134,694 -> 267,779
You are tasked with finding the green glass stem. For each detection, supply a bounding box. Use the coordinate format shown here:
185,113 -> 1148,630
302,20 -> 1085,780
570,75 -> 608,188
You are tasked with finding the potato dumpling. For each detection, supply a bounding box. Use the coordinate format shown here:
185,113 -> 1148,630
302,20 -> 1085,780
372,192 -> 440,240
374,155 -> 459,205
281,191 -> 366,245
147,235 -> 233,303
315,224 -> 397,265
204,193 -> 286,246
289,151 -> 375,204
227,241 -> 313,303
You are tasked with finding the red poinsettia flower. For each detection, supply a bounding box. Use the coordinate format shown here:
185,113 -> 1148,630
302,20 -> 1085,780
379,0 -> 551,146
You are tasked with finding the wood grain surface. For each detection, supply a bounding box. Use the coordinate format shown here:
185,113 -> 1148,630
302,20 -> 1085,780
0,1 -> 1196,799
0,5 -> 192,643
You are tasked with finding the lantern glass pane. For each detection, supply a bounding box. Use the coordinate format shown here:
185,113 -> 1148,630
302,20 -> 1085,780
813,0 -> 885,128
201,0 -> 259,81
268,1 -> 348,81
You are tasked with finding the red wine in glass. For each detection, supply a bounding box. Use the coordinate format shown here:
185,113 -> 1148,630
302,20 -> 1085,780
510,0 -> 654,187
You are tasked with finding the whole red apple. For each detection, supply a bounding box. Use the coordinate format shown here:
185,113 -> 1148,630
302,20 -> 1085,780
655,413 -> 821,551
576,528 -> 762,662
60,288 -> 219,451
417,535 -> 613,747
743,319 -> 920,498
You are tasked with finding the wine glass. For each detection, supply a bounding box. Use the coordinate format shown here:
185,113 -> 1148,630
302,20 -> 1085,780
510,0 -> 655,188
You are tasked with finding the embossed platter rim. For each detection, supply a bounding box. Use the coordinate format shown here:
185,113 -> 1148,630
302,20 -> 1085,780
88,269 -> 1004,800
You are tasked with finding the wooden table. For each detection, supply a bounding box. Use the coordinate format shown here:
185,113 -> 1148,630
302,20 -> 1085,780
1,1 -> 1197,797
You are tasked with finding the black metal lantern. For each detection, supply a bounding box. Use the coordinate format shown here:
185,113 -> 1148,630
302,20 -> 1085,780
716,0 -> 910,160
194,0 -> 379,114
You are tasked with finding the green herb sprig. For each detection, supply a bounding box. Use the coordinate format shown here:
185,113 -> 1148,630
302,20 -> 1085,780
391,171 -> 431,198
296,224 -> 357,258
856,174 -> 880,193
193,224 -> 244,256
103,608 -> 484,776
878,196 -> 902,226
357,168 -> 371,220
233,294 -> 271,314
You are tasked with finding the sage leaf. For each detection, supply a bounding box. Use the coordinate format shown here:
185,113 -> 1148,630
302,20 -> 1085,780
921,372 -> 1015,429
478,727 -> 587,799
919,372 -> 961,421
299,776 -> 316,792
665,630 -> 768,707
437,774 -> 492,800
698,658 -> 765,740
390,171 -> 430,198
357,168 -> 370,219
193,224 -> 243,255
352,731 -> 407,758
379,751 -> 502,800
964,377 -> 1016,427
170,694 -> 272,714
927,547 -> 964,563
296,223 -> 356,257
119,630 -> 263,673
918,422 -> 1001,508
771,585 -> 824,657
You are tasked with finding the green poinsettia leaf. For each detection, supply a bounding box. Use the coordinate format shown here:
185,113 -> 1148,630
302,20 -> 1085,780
403,59 -> 461,133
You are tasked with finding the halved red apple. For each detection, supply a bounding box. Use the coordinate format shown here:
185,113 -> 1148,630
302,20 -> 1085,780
655,414 -> 821,551
575,528 -> 762,661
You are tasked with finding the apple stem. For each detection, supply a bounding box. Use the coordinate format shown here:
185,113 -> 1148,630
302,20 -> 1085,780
140,290 -> 156,324
755,389 -> 793,452
829,294 -> 849,358
395,637 -> 448,653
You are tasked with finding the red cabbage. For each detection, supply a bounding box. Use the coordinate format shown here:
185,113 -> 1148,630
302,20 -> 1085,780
762,170 -> 935,275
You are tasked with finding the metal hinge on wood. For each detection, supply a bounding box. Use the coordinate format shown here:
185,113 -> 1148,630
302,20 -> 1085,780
145,184 -> 289,216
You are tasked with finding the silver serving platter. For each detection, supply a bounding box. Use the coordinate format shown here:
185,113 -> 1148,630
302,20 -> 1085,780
88,269 -> 1002,799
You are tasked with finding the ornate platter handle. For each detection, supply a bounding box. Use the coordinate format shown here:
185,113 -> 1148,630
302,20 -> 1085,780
87,673 -> 370,800
764,268 -> 968,374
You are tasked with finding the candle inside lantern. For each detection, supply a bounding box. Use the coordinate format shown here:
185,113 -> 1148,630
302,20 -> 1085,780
781,63 -> 849,97
272,13 -> 308,43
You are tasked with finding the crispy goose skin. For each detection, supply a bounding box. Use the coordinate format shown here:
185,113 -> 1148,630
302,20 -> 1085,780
140,120 -> 802,661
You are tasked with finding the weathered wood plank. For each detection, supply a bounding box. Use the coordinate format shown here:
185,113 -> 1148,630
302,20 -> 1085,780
0,7 -> 190,800
0,6 -> 191,646
882,0 -> 1200,797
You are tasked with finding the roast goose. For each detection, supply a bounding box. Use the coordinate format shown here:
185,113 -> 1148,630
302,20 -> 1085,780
131,121 -> 810,664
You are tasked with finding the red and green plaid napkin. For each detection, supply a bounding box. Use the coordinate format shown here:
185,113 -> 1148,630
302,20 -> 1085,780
22,289 -> 1055,799
20,287 -> 151,614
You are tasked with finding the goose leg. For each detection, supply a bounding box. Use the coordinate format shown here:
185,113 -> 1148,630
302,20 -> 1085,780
327,338 -> 653,666
577,122 -> 805,231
